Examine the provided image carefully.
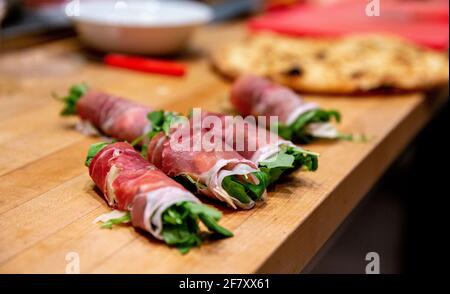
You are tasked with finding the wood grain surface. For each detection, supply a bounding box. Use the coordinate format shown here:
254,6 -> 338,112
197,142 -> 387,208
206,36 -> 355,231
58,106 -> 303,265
0,23 -> 447,273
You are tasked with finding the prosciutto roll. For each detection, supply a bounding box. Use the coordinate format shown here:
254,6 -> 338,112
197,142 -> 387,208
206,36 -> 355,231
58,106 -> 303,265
60,84 -> 151,143
86,141 -> 232,253
230,75 -> 345,143
195,110 -> 319,185
146,112 -> 268,210
59,86 -> 268,209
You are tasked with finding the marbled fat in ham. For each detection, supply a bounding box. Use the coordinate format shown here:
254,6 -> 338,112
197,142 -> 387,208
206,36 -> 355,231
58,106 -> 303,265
146,123 -> 261,209
76,90 -> 151,142
89,142 -> 199,239
197,111 -> 293,164
230,75 -> 318,125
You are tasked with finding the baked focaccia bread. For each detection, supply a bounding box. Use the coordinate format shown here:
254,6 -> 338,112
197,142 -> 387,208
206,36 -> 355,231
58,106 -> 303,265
212,33 -> 449,94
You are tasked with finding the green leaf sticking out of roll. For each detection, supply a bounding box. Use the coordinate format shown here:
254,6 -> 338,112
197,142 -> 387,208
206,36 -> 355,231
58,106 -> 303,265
259,145 -> 319,186
174,174 -> 208,192
221,171 -> 268,204
85,142 -> 109,167
99,212 -> 131,229
176,171 -> 268,205
147,110 -> 183,137
55,84 -> 89,116
86,142 -> 233,254
162,202 -> 233,254
144,111 -> 269,206
133,110 -> 185,157
97,202 -> 233,254
278,109 -> 342,143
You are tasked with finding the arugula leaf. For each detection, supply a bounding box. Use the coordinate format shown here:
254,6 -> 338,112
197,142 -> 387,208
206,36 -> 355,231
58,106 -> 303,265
130,110 -> 178,156
99,212 -> 131,229
221,171 -> 268,203
130,134 -> 145,147
259,167 -> 284,186
148,110 -> 165,127
163,206 -> 189,225
259,145 -> 319,185
198,214 -> 233,237
260,152 -> 294,169
221,176 -> 252,204
56,84 -> 89,116
139,110 -> 185,157
246,172 -> 268,200
186,108 -> 194,119
183,202 -> 222,221
161,201 -> 233,254
139,131 -> 160,158
277,109 -> 341,143
147,110 -> 181,136
94,202 -> 232,254
336,132 -> 369,142
183,202 -> 232,237
85,142 -> 109,167
174,174 -> 208,193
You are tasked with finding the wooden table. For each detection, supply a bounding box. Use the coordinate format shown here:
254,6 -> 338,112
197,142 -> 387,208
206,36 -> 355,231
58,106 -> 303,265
0,23 -> 447,273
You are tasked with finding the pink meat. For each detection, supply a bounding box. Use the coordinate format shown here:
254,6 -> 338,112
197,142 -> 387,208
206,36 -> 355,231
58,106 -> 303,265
76,90 -> 151,142
230,75 -> 317,125
88,142 -> 188,231
146,124 -> 258,202
197,111 -> 283,161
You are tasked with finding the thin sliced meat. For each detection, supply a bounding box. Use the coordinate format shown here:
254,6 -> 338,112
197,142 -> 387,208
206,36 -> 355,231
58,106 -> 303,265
89,142 -> 199,239
76,90 -> 152,142
195,110 -> 293,163
147,122 -> 262,210
230,75 -> 318,125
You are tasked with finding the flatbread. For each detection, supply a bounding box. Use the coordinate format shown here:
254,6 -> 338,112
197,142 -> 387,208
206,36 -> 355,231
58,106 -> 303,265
212,33 -> 449,94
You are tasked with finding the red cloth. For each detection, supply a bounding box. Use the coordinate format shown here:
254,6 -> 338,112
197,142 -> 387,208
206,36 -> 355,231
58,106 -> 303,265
249,0 -> 449,50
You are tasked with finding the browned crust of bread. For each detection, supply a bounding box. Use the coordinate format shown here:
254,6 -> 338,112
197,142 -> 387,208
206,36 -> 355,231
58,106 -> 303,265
211,33 -> 449,94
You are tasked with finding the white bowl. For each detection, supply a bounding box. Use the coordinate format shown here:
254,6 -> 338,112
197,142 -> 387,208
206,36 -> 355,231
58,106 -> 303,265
71,0 -> 213,55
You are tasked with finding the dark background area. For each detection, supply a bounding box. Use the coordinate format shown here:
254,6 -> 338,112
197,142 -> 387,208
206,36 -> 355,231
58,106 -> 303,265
305,98 -> 449,274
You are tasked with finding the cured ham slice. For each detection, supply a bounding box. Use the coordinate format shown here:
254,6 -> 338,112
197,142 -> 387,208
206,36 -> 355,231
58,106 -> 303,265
59,87 -> 268,209
146,112 -> 268,210
194,110 -> 319,185
60,85 -> 151,143
196,110 -> 292,161
87,141 -> 232,253
230,75 -> 343,143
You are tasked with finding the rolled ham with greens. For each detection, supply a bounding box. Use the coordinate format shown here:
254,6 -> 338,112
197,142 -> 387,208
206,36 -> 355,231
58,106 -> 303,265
196,110 -> 319,185
58,84 -> 152,142
87,141 -> 232,253
144,111 -> 268,210
57,85 -> 267,208
230,75 -> 350,143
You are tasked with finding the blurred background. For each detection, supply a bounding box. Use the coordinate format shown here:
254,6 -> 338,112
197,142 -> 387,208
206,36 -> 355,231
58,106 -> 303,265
2,0 -> 448,51
1,0 -> 448,274
1,0 -> 448,49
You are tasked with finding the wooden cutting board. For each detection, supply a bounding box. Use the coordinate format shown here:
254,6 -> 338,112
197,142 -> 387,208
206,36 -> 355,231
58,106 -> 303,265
0,22 -> 447,273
